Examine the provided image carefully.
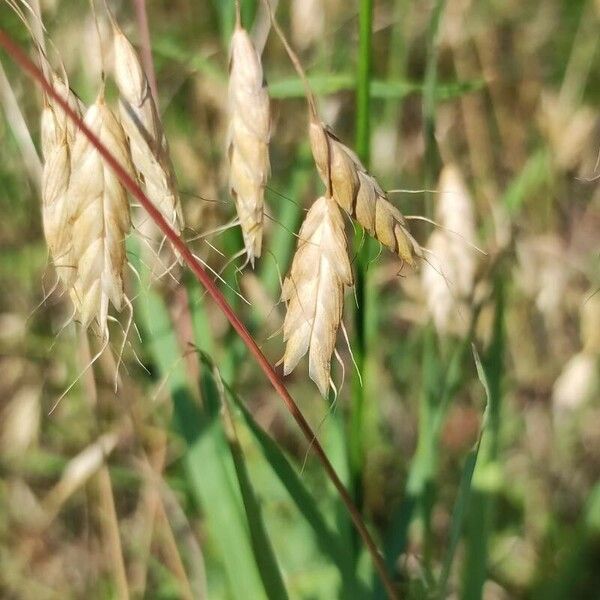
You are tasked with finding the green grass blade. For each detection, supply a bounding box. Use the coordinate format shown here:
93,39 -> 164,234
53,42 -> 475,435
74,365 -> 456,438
437,448 -> 478,597
461,281 -> 505,600
201,354 -> 367,598
131,242 -> 269,600
201,361 -> 289,600
268,74 -> 482,100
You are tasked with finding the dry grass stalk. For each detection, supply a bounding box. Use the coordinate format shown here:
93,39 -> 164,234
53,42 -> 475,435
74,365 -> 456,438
69,93 -> 132,337
421,164 -> 477,334
228,22 -> 270,266
40,74 -> 85,287
112,23 -> 184,244
282,196 -> 352,395
309,118 -> 422,267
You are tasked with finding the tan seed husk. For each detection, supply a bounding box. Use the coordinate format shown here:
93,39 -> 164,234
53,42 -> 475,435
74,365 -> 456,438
68,94 -> 132,337
228,25 -> 270,267
309,118 -> 422,266
421,165 -> 477,335
112,24 -> 184,242
40,75 -> 84,286
282,196 -> 352,396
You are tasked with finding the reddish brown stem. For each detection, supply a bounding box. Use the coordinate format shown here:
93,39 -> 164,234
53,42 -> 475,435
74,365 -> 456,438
0,29 -> 398,600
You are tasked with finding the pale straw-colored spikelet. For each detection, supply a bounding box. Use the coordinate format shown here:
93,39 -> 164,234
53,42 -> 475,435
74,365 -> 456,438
552,293 -> 600,413
112,24 -> 184,240
68,94 -> 132,337
552,352 -> 599,413
282,196 -> 353,395
422,166 -> 477,329
228,24 -> 270,266
421,165 -> 477,334
291,0 -> 325,51
40,75 -> 84,286
309,118 -> 422,266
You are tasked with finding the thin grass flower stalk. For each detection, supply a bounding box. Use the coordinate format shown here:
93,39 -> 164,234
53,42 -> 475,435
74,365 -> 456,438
228,18 -> 271,267
282,195 -> 353,395
69,92 -> 132,338
112,21 -> 184,248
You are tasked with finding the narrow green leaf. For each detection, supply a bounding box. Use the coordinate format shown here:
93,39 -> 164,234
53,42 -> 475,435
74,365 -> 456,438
131,240 -> 268,600
462,280 -> 505,600
202,361 -> 289,600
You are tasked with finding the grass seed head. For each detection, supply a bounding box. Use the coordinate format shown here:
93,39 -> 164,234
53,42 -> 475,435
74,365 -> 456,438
42,126 -> 74,286
68,94 -> 132,338
40,75 -> 84,287
291,0 -> 325,51
421,164 -> 477,334
112,24 -> 184,240
282,196 -> 352,396
309,119 -> 421,266
228,25 -> 270,267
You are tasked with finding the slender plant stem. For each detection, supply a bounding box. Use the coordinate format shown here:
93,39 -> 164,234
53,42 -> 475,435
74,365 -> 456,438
422,0 -> 445,217
350,0 -> 374,501
0,30 -> 398,600
80,333 -> 130,600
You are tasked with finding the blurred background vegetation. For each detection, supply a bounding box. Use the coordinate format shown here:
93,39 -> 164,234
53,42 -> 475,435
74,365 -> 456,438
0,0 -> 599,598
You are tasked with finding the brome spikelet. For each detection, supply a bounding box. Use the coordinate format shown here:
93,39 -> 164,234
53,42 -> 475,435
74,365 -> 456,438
228,24 -> 270,266
421,165 -> 477,334
40,75 -> 85,286
291,0 -> 325,51
112,24 -> 184,239
69,94 -> 132,337
282,196 -> 352,395
309,118 -> 422,266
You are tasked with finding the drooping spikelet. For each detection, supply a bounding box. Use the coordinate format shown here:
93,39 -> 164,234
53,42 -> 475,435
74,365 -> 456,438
282,196 -> 353,395
112,24 -> 184,240
68,94 -> 132,337
291,0 -> 325,51
421,165 -> 477,334
40,75 -> 85,286
309,118 -> 422,266
228,24 -> 270,266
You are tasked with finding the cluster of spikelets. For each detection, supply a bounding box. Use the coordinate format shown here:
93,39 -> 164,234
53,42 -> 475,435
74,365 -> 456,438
227,16 -> 271,267
40,17 -> 183,341
38,3 -> 427,396
223,5 -> 426,396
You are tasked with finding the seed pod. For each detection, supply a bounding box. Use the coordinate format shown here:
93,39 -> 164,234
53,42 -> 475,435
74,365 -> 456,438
282,196 -> 353,396
309,118 -> 421,266
69,95 -> 132,338
228,25 -> 270,267
112,24 -> 184,240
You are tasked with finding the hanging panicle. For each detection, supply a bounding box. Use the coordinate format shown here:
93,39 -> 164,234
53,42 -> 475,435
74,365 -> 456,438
282,196 -> 353,396
112,22 -> 184,244
68,94 -> 132,338
40,74 -> 85,287
228,21 -> 271,267
309,117 -> 422,267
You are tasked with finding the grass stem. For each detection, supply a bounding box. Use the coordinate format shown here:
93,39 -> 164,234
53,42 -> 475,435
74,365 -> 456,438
350,0 -> 374,506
